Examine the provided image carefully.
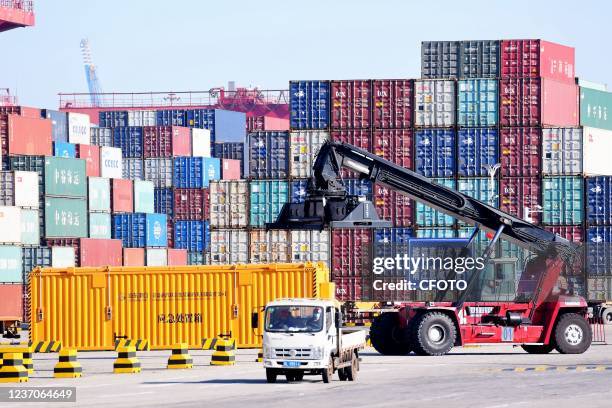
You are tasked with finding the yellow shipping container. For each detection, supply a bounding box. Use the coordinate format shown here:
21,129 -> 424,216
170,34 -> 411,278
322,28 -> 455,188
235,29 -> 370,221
29,262 -> 332,350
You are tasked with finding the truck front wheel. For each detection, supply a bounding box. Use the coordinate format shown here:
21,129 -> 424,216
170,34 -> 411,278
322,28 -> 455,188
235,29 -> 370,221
266,368 -> 278,383
411,312 -> 456,356
370,312 -> 411,355
554,313 -> 592,354
346,352 -> 358,381
322,358 -> 333,383
602,308 -> 612,325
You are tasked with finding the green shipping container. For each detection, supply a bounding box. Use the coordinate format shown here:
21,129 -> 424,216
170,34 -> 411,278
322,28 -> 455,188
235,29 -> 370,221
44,197 -> 88,238
134,180 -> 154,213
89,212 -> 111,239
44,157 -> 87,198
580,87 -> 612,131
249,180 -> 289,227
20,209 -> 40,245
542,176 -> 583,225
0,245 -> 22,283
88,177 -> 111,212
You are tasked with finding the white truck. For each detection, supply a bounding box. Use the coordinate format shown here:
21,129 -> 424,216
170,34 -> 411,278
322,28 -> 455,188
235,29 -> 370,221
258,298 -> 366,383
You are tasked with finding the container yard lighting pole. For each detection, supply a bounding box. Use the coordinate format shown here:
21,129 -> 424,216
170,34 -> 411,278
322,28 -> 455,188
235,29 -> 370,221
485,163 -> 501,207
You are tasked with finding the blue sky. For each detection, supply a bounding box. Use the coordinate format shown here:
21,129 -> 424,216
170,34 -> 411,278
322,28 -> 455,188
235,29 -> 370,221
0,0 -> 609,108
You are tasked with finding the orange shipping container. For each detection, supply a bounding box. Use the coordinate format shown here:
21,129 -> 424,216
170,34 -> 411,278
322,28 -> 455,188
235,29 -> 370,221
76,144 -> 101,177
123,248 -> 145,266
29,263 -> 332,350
4,114 -> 52,156
0,284 -> 23,320
167,249 -> 188,265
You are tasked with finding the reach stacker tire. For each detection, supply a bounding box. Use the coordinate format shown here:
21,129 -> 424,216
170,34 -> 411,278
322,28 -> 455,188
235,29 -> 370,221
370,312 -> 411,356
553,313 -> 592,354
410,312 -> 457,356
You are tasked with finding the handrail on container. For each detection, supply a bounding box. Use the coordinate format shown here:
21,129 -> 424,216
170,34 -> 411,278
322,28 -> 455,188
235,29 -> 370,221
0,0 -> 34,13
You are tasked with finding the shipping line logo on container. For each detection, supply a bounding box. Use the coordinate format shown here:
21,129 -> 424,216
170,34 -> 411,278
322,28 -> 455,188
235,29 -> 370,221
118,291 -> 226,301
158,313 -> 202,324
153,221 -> 162,240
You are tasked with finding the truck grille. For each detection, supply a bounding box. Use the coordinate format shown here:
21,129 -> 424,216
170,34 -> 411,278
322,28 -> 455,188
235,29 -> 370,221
274,348 -> 313,359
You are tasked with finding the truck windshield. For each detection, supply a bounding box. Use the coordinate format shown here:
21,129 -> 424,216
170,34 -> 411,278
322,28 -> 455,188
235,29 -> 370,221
265,306 -> 324,333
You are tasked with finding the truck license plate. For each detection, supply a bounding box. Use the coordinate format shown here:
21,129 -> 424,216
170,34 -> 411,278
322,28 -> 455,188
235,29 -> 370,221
283,361 -> 301,368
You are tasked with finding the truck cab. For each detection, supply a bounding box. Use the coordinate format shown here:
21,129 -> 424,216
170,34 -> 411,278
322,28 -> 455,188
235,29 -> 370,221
260,298 -> 365,383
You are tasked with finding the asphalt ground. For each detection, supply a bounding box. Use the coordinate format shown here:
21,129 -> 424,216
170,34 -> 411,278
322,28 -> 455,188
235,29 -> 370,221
1,326 -> 611,408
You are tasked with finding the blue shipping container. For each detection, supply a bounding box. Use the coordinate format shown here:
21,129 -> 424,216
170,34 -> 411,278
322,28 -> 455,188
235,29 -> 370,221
290,81 -> 330,129
457,128 -> 498,177
113,127 -> 144,158
457,79 -> 498,126
156,109 -> 186,127
112,213 -> 168,248
250,180 -> 289,227
184,109 -> 246,143
415,129 -> 456,177
173,157 -> 220,188
41,109 -> 68,142
154,188 -> 174,216
53,142 -> 77,158
174,220 -> 210,251
586,226 -> 612,276
542,176 -> 583,225
416,178 -> 456,227
587,176 -> 612,226
212,142 -> 247,178
99,111 -> 129,128
248,131 -> 289,179
291,178 -> 372,203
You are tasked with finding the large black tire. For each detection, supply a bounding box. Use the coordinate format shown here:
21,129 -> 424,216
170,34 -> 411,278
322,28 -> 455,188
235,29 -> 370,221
521,344 -> 555,354
602,309 -> 612,325
554,313 -> 592,354
410,312 -> 457,356
266,368 -> 277,383
346,352 -> 358,381
338,368 -> 348,381
370,313 -> 411,355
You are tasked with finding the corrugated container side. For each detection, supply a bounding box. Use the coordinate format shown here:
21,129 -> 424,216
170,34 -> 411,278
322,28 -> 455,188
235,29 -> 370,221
331,229 -> 372,278
156,109 -> 186,127
187,251 -> 205,265
3,115 -> 52,156
209,229 -> 249,264
173,157 -> 220,188
586,176 -> 612,225
415,129 -> 456,177
331,80 -> 372,129
221,159 -> 241,180
249,180 -> 289,227
41,109 -> 68,143
414,79 -> 456,127
372,129 -> 413,169
373,185 -> 413,227
99,111 -> 128,128
333,277 -> 363,302
0,170 -> 39,208
500,177 -> 541,224
79,238 -> 122,266
90,127 -> 113,147
146,248 -> 168,266
541,128 -> 582,175
112,178 -> 133,213
43,157 -> 87,198
457,79 -> 498,126
542,176 -> 583,225
586,226 -> 612,276
289,230 -> 330,265
123,248 -> 145,266
500,39 -> 575,83
22,247 -> 52,278
414,227 -> 457,239
289,131 -> 329,178
421,41 -> 460,79
127,110 -> 156,127
457,178 -> 499,207
143,126 -> 191,158
415,178 -> 456,227
112,213 -> 168,248
248,131 -> 289,179
167,248 -> 188,266
143,158 -> 173,188
121,158 -> 143,180
372,79 -> 413,128
457,128 -> 498,177
212,142 -> 247,178
44,197 -> 88,238
174,221 -> 209,252
249,230 -> 290,263
0,284 -> 23,319
500,127 -> 541,177
209,181 -> 248,228
76,144 -> 101,177
174,188 -> 206,221
153,188 -> 174,217
460,40 -> 500,78
290,80 -> 330,129
113,127 -> 143,158
544,226 -> 584,242
53,141 -> 76,158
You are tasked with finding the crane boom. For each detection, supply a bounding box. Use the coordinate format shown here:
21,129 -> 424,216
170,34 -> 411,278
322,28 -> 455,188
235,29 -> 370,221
80,38 -> 103,106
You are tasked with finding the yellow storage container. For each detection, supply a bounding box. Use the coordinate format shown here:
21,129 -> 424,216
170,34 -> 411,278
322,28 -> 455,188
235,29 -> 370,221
29,262 -> 331,350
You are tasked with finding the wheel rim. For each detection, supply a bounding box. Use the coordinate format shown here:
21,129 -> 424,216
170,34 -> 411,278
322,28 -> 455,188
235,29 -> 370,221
564,324 -> 583,346
428,324 -> 445,344
606,313 -> 612,323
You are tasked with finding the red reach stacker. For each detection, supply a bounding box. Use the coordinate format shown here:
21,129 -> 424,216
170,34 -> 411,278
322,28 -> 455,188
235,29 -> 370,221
268,141 -> 592,355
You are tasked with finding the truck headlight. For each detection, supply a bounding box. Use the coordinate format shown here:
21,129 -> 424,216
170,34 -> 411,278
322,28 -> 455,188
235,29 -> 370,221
264,345 -> 274,359
311,346 -> 324,359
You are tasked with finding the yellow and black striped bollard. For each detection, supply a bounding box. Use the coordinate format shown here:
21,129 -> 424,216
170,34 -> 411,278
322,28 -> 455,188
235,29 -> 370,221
113,346 -> 141,374
0,353 -> 28,383
256,349 -> 263,362
210,338 -> 235,366
167,343 -> 193,369
54,348 -> 82,378
0,346 -> 33,374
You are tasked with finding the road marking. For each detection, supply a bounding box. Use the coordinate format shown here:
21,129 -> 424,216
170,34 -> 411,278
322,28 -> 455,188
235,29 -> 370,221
98,392 -> 155,398
76,383 -> 113,388
498,365 -> 612,373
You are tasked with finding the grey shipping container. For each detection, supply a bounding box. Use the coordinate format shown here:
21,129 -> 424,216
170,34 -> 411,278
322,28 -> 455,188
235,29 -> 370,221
209,229 -> 248,264
421,41 -> 460,79
144,158 -> 173,188
122,158 -> 144,180
90,127 -> 113,147
22,246 -> 51,278
460,40 -> 500,78
248,131 -> 290,179
541,128 -> 583,175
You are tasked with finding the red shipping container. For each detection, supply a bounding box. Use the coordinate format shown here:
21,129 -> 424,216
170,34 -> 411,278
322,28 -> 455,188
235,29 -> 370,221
0,284 -> 23,319
373,185 -> 413,227
0,106 -> 41,118
372,129 -> 413,168
221,159 -> 241,180
167,249 -> 188,265
333,277 -> 363,302
331,229 -> 372,278
330,130 -> 372,178
173,188 -> 206,220
499,78 -> 578,127
500,128 -> 541,177
143,126 -> 191,158
331,80 -> 372,129
79,238 -> 122,267
45,238 -> 80,266
112,179 -> 133,213
76,144 -> 101,177
500,39 -> 575,83
372,80 -> 413,129
123,248 -> 145,266
544,226 -> 583,242
247,116 -> 290,132
500,177 -> 541,224
1,114 -> 52,157
167,219 -> 174,248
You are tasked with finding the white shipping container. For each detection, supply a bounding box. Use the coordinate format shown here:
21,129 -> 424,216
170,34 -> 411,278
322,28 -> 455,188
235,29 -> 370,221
67,112 -> 91,144
209,181 -> 248,228
290,130 -> 329,178
128,110 -> 156,127
20,209 -> 39,245
14,171 -> 39,208
146,248 -> 168,266
249,230 -> 289,263
100,147 -> 123,178
0,206 -> 21,244
576,78 -> 607,92
144,158 -> 173,188
542,128 -> 582,175
209,230 -> 248,264
51,246 -> 75,267
192,128 -> 211,158
414,79 -> 456,127
290,230 -> 330,267
583,126 -> 612,176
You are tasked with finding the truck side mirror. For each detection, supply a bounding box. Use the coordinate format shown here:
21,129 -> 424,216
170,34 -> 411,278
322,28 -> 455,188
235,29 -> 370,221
251,312 -> 259,329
